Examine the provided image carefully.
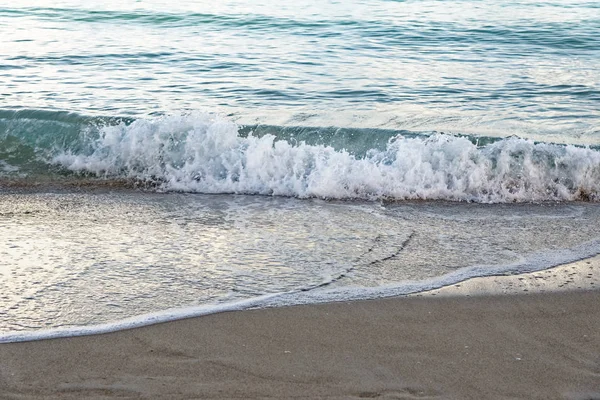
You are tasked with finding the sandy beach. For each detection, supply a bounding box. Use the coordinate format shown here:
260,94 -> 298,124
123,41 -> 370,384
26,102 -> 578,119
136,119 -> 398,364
1,258 -> 600,399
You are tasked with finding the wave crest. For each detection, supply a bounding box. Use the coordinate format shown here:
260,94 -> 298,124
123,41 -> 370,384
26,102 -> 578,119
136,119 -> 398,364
49,113 -> 600,202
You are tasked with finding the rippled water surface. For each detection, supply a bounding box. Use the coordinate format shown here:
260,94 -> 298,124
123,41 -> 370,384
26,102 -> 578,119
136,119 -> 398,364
1,0 -> 599,139
2,192 -> 600,333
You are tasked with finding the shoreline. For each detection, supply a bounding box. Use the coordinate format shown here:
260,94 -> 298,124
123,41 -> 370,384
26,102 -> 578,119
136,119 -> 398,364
3,254 -> 599,344
416,254 -> 600,297
2,258 -> 600,398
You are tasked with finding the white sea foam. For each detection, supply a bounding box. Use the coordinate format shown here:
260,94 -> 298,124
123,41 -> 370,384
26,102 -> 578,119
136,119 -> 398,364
52,113 -> 600,202
0,160 -> 19,173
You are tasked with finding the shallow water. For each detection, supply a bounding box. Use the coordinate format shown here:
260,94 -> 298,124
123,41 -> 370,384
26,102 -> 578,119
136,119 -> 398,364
2,191 -> 600,335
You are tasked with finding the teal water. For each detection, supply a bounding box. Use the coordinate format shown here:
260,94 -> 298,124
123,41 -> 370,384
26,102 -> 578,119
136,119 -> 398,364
1,0 -> 600,339
1,0 -> 599,138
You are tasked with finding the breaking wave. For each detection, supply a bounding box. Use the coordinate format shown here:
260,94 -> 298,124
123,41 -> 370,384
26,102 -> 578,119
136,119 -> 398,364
2,110 -> 600,202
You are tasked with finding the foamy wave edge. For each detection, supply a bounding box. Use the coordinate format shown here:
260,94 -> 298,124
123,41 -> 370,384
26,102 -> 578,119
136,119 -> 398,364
50,112 -> 600,203
2,238 -> 599,343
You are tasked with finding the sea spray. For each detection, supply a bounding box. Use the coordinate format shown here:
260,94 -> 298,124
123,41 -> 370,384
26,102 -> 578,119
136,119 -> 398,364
50,113 -> 600,202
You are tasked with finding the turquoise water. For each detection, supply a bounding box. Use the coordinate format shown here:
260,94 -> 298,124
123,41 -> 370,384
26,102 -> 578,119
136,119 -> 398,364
1,0 -> 599,138
1,0 -> 600,200
1,0 -> 600,339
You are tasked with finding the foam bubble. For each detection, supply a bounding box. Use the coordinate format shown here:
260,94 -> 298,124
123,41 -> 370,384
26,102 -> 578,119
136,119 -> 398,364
0,160 -> 19,173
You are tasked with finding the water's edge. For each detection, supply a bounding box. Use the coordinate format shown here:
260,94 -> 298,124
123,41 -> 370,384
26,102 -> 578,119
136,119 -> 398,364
2,242 -> 599,344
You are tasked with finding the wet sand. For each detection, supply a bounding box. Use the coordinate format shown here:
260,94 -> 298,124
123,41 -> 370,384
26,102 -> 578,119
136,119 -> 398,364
1,258 -> 600,399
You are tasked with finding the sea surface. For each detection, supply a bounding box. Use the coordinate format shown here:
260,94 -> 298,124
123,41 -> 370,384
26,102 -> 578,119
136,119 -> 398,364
1,0 -> 599,341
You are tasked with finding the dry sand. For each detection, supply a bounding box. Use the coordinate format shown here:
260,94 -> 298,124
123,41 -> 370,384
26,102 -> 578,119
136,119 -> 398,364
1,258 -> 600,399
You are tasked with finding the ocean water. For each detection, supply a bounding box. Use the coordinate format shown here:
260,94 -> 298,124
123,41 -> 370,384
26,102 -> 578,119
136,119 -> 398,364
1,0 -> 599,341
